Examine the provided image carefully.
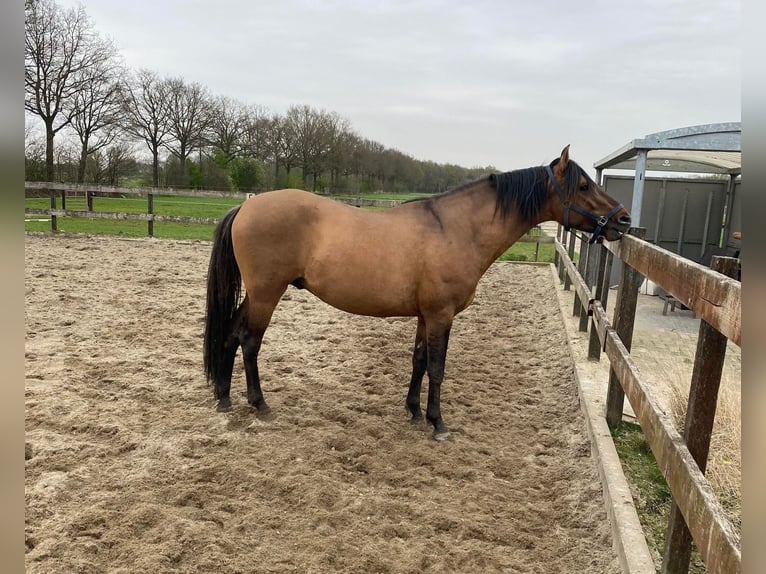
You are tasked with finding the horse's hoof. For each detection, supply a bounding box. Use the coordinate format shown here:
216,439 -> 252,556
254,403 -> 273,419
433,430 -> 451,442
216,399 -> 232,412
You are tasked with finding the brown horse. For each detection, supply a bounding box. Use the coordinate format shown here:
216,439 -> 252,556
203,146 -> 630,439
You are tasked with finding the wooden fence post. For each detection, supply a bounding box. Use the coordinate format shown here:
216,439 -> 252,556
575,239 -> 590,331
564,231 -> 576,291
588,242 -> 609,360
49,189 -> 57,232
87,190 -> 93,211
558,226 -> 567,282
605,227 -> 646,428
534,229 -> 540,262
582,238 -> 601,333
660,255 -> 739,574
148,192 -> 154,237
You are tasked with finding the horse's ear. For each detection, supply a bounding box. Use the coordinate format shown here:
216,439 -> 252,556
558,145 -> 570,171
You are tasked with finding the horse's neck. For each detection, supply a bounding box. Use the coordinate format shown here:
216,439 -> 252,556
437,181 -> 536,272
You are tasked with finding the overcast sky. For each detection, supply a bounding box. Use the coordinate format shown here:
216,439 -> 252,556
56,0 -> 740,174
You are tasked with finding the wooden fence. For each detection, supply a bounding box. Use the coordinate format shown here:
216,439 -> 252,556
24,182 -> 552,257
555,225 -> 741,574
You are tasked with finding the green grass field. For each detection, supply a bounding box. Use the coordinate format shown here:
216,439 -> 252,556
24,192 -> 555,260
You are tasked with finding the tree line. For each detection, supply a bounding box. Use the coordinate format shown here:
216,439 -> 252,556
25,0 -> 496,194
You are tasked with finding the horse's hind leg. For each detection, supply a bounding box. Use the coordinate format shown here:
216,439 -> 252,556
406,316 -> 427,423
240,294 -> 282,415
214,306 -> 244,412
214,336 -> 239,412
241,325 -> 269,414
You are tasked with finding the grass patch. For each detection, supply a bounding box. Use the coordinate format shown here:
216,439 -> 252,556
612,422 -> 706,573
25,194 -> 237,240
25,195 -> 240,218
25,217 -> 215,240
668,376 -> 741,533
498,241 -> 555,263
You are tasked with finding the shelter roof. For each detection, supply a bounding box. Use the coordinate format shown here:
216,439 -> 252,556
594,123 -> 741,175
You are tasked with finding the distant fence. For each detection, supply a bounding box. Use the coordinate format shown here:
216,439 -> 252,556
555,225 -> 741,574
24,182 -> 552,255
24,182 -> 244,236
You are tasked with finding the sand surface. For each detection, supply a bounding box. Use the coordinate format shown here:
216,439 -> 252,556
25,233 -> 619,573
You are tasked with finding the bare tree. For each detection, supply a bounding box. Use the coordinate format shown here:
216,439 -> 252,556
100,142 -> 136,186
25,119 -> 47,181
53,137 -> 78,183
121,69 -> 170,186
285,105 -> 336,190
163,77 -> 212,183
68,45 -> 124,183
267,114 -> 297,181
207,95 -> 248,162
325,113 -> 355,188
240,104 -> 271,162
25,0 -> 114,181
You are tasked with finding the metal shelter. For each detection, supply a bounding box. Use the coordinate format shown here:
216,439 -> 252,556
592,123 -> 741,283
593,122 -> 741,226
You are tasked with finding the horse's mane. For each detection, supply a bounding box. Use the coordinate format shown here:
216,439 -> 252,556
490,158 -> 594,222
404,158 -> 594,222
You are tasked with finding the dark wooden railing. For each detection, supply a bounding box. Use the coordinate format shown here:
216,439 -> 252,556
556,226 -> 741,574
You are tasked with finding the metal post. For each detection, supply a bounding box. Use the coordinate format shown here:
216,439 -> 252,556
700,190 -> 714,260
677,189 -> 689,255
631,150 -> 648,227
654,180 -> 667,245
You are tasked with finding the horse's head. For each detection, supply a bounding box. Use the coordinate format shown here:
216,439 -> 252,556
546,145 -> 631,243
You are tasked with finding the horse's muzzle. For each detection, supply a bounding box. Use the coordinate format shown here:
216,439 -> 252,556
601,214 -> 631,241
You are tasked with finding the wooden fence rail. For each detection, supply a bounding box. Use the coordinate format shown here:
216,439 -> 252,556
556,226 -> 741,574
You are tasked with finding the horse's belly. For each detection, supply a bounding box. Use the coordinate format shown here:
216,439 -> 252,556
304,275 -> 419,318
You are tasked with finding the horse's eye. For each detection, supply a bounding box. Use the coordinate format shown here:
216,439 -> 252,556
579,183 -> 589,191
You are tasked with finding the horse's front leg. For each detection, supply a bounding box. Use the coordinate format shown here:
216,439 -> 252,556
425,319 -> 453,441
406,316 -> 427,423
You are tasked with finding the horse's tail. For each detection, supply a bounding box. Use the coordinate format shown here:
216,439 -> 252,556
203,205 -> 243,384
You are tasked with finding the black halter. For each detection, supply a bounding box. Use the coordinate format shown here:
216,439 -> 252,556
545,165 -> 624,244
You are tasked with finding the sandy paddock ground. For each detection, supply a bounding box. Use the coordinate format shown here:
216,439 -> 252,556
25,233 -> 619,573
